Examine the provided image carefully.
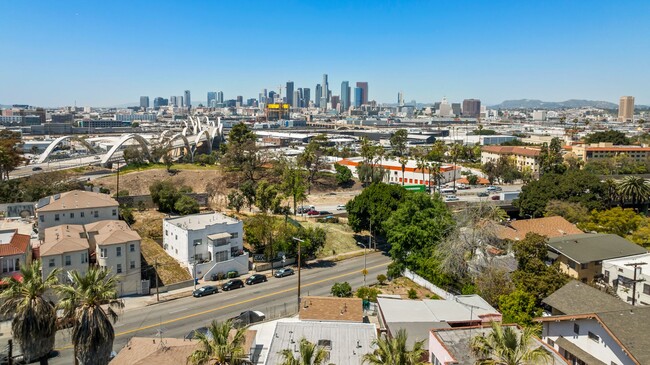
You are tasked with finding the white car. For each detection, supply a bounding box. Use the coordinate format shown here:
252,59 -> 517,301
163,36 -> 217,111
444,195 -> 460,202
336,204 -> 346,211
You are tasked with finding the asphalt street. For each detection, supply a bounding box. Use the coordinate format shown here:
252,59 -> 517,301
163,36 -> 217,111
47,252 -> 391,364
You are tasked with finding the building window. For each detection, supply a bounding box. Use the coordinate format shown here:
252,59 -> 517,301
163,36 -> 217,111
116,264 -> 122,274
81,253 -> 88,264
112,209 -> 117,216
573,323 -> 580,334
65,256 -> 71,266
80,211 -> 85,218
49,259 -> 55,268
130,243 -> 135,252
588,331 -> 600,342
39,215 -> 44,222
100,248 -> 107,258
130,261 -> 136,269
165,230 -> 168,236
70,212 -> 75,219
547,338 -> 555,347
116,247 -> 122,257
231,232 -> 239,239
644,284 -> 650,295
193,239 -> 202,246
214,250 -> 228,262
568,260 -> 577,270
581,263 -> 589,270
93,211 -> 99,218
55,214 -> 60,221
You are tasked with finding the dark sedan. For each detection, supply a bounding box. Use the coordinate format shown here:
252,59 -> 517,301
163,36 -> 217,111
229,310 -> 266,328
274,268 -> 294,278
184,326 -> 208,340
193,285 -> 218,297
222,279 -> 245,291
246,274 -> 267,285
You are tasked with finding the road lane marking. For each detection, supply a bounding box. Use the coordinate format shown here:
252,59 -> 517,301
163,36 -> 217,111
55,261 -> 389,350
168,307 -> 188,314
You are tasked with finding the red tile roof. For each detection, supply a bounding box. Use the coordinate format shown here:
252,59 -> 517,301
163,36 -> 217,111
497,216 -> 583,241
0,231 -> 30,256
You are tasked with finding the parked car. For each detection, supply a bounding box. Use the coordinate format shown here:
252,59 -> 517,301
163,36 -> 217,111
491,195 -> 501,200
184,326 -> 208,340
336,204 -> 346,211
229,310 -> 266,328
222,279 -> 245,291
32,167 -> 43,171
245,274 -> 267,285
307,210 -> 320,216
444,195 -> 460,202
319,211 -> 332,216
486,186 -> 498,191
274,268 -> 295,278
440,188 -> 457,194
477,191 -> 489,197
193,285 -> 218,297
296,206 -> 309,214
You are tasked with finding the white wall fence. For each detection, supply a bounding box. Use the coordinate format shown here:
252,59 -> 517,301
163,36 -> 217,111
403,268 -> 452,299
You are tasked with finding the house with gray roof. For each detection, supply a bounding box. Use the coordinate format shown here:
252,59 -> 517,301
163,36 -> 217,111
547,233 -> 647,283
543,280 -> 634,315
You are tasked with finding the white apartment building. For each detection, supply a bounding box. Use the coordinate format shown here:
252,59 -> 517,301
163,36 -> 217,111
602,253 -> 650,306
36,190 -> 119,239
337,157 -> 461,186
163,212 -> 247,280
41,225 -> 90,282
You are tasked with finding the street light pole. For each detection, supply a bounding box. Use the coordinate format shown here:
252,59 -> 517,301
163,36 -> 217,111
192,241 -> 201,291
359,243 -> 367,286
292,237 -> 304,308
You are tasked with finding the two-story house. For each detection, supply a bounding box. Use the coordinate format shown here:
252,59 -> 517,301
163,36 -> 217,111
36,190 -> 119,239
602,253 -> 650,306
163,212 -> 247,280
0,229 -> 31,278
40,225 -> 90,282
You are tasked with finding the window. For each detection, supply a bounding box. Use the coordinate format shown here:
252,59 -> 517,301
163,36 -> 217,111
55,214 -> 60,221
588,331 -> 600,342
80,211 -> 85,218
116,247 -> 122,257
81,252 -> 88,264
573,323 -> 580,334
130,261 -> 136,269
231,232 -> 239,239
547,338 -> 555,347
644,284 -> 650,295
49,259 -> 55,268
581,263 -> 589,270
39,215 -> 44,222
112,209 -> 117,216
116,264 -> 122,274
214,250 -> 228,262
100,248 -> 107,258
130,244 -> 135,252
65,256 -> 71,266
604,270 -> 610,282
165,230 -> 168,236
93,211 -> 99,218
568,260 -> 577,270
70,212 -> 74,219
193,239 -> 202,246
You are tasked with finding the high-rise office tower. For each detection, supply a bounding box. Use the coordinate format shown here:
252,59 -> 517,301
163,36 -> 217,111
170,96 -> 176,107
139,96 -> 149,109
331,95 -> 340,110
236,96 -> 243,106
315,84 -> 322,107
217,91 -> 224,104
184,90 -> 191,109
462,99 -> 481,118
207,92 -> 217,107
293,91 -> 301,108
303,88 -> 310,107
452,103 -> 461,117
286,81 -> 294,106
320,74 -> 329,108
153,97 -> 168,109
438,97 -> 451,117
297,88 -> 303,107
170,96 -> 184,108
398,92 -> 404,106
341,81 -> 351,111
356,82 -> 368,105
268,91 -> 276,103
618,96 -> 635,122
354,87 -> 363,108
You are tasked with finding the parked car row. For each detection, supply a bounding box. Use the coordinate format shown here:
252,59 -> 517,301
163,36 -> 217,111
193,269 -> 295,298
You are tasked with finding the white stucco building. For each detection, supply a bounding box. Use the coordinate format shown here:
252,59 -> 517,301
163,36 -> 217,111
602,253 -> 650,306
162,212 -> 247,280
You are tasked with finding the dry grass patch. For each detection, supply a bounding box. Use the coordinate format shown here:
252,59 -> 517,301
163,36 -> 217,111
299,220 -> 363,258
140,237 -> 192,286
379,277 -> 440,300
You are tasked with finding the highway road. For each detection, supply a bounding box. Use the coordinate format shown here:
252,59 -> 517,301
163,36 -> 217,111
48,252 -> 391,364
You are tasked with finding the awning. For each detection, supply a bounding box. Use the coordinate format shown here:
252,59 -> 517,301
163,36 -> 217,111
208,232 -> 231,240
555,337 -> 607,365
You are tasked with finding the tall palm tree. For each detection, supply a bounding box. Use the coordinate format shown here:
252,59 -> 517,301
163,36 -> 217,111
470,322 -> 551,365
0,261 -> 59,365
279,337 -> 328,365
363,329 -> 426,365
187,320 -> 250,365
56,267 -> 124,365
398,155 -> 409,186
617,176 -> 650,212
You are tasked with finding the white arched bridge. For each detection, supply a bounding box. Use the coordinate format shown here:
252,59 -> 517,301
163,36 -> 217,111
37,116 -> 224,166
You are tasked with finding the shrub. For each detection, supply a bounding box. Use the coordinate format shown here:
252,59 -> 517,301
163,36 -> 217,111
376,274 -> 387,285
407,288 -> 418,299
331,282 -> 353,298
356,286 -> 382,302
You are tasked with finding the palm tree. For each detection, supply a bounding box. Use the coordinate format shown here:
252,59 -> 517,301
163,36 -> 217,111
363,329 -> 426,365
56,267 -> 124,365
398,155 -> 409,186
187,320 -> 250,365
470,322 -> 551,365
0,261 -> 59,365
279,337 -> 328,365
617,176 -> 650,211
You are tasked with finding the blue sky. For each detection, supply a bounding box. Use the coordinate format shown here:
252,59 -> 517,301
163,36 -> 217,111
2,0 -> 649,107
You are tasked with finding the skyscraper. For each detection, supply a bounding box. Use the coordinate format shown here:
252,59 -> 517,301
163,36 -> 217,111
462,99 -> 481,118
153,97 -> 168,109
268,91 -> 276,103
341,81 -> 351,111
438,97 -> 451,117
286,81 -> 294,106
356,82 -> 368,105
293,91 -> 301,108
170,96 -> 184,108
354,87 -> 363,108
139,96 -> 149,109
236,96 -> 243,106
618,96 -> 635,122
303,88 -> 310,107
315,84 -> 322,108
452,103 -> 461,117
398,92 -> 404,106
320,74 -> 329,108
207,92 -> 217,107
217,91 -> 224,104
184,90 -> 191,109
331,95 -> 340,110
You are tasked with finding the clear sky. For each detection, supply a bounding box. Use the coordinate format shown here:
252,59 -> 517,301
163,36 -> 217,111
2,0 -> 649,107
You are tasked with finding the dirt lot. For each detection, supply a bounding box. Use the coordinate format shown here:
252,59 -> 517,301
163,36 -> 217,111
93,168 -> 227,196
300,219 -> 367,258
377,277 -> 441,299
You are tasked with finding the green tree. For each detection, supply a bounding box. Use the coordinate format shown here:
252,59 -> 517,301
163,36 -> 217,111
389,129 -> 409,157
174,195 -> 200,215
56,268 -> 124,365
617,176 -> 650,211
0,261 -> 59,364
187,320 -> 248,365
334,163 -> 353,186
296,226 -> 327,262
239,180 -> 257,212
298,134 -> 328,194
256,181 -> 281,213
543,200 -> 589,224
470,321 -> 551,365
0,130 -> 26,180
362,329 -> 426,365
222,123 -> 262,182
119,205 -> 135,225
579,207 -> 644,237
227,191 -> 245,213
281,161 -> 308,215
498,290 -> 541,326
149,180 -> 181,212
122,145 -> 147,166
279,338 -> 328,365
538,138 -> 566,175
330,282 -> 353,297
356,286 -> 382,302
346,183 -> 407,236
584,130 -> 631,145
466,174 -> 479,186
376,274 -> 387,285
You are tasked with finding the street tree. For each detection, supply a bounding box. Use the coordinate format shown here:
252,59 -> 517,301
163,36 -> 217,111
0,130 -> 26,180
330,282 -> 353,297
298,134 -> 328,194
334,163 -> 353,186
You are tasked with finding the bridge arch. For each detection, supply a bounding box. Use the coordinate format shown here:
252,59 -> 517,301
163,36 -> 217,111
164,133 -> 191,156
192,129 -> 212,155
100,134 -> 151,166
37,136 -> 97,163
158,130 -> 173,143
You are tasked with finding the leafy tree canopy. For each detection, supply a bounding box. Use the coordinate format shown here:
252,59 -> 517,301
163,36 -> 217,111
174,195 -> 200,215
578,207 -> 645,237
346,183 -> 407,236
330,282 -> 353,297
584,130 -> 631,145
334,163 -> 353,186
544,200 -> 590,224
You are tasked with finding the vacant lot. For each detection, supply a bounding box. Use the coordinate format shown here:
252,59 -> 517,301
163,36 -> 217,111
300,219 -> 368,258
378,277 -> 440,300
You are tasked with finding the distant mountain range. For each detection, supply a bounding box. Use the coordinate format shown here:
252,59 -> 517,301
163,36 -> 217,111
491,99 -> 620,109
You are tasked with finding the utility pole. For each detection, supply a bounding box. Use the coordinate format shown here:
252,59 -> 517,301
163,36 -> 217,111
292,237 -> 304,308
625,262 -> 647,306
8,339 -> 12,365
116,160 -> 120,196
154,258 -> 160,302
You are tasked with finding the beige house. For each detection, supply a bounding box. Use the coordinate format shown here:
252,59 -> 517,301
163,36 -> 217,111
0,229 -> 31,277
40,225 -> 90,282
480,146 -> 541,175
36,190 -> 119,239
572,142 -> 650,163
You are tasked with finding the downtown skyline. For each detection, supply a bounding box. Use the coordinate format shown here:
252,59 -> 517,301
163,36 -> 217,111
2,0 -> 649,106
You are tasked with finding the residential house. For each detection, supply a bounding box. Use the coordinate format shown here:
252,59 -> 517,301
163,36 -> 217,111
429,325 -> 568,365
336,157 -> 461,186
602,253 -> 650,306
162,212 -> 247,280
537,307 -> 650,365
542,280 -> 633,316
376,296 -> 501,354
480,145 -> 541,175
36,190 -> 119,239
572,142 -> 650,163
40,225 -> 90,282
0,229 -> 31,277
496,216 -> 583,242
299,296 -> 364,323
111,337 -> 198,365
547,233 -> 648,283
